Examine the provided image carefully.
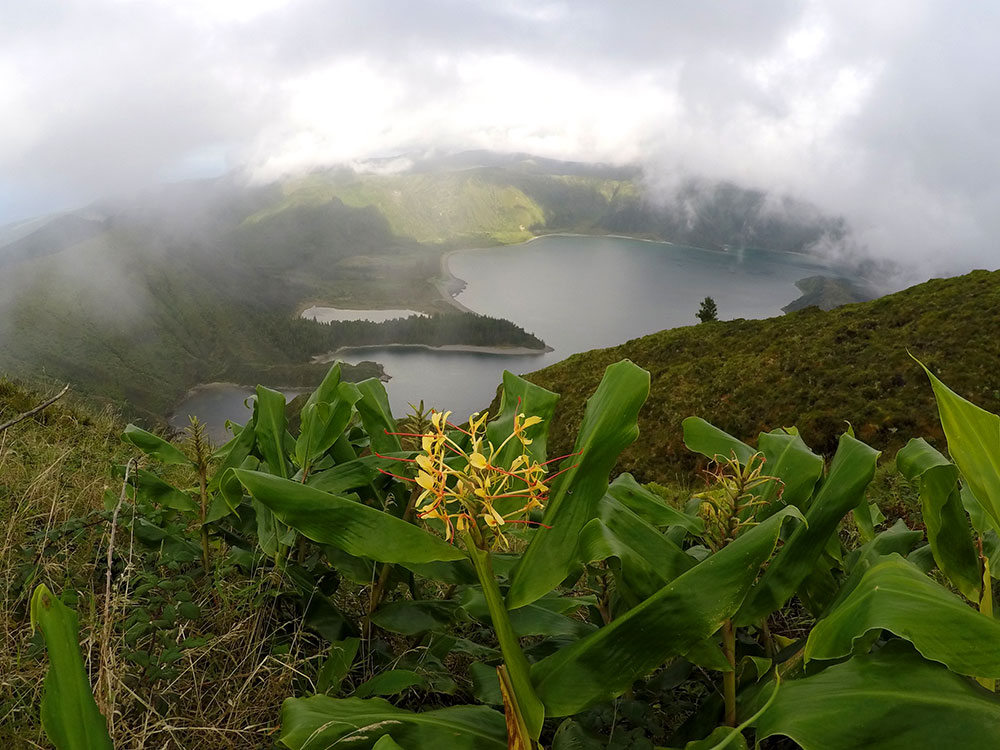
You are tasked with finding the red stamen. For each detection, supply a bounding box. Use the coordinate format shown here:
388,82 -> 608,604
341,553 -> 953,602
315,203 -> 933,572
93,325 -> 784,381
376,468 -> 416,483
446,421 -> 472,436
372,450 -> 417,463
546,463 -> 581,482
541,449 -> 584,467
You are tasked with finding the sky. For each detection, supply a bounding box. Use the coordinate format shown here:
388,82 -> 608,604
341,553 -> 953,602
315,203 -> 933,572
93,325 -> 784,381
3,0 -> 1000,277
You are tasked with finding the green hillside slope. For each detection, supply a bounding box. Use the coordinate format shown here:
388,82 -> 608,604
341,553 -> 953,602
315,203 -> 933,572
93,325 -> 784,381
519,269 -> 1000,483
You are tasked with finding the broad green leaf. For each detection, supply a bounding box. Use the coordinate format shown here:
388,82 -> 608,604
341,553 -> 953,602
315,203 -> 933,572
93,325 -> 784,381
806,556 -> 1000,678
372,736 -> 406,750
304,362 -> 342,410
486,370 -> 560,466
235,470 -> 467,564
919,359 -> 1000,532
756,430 -> 823,511
897,438 -> 980,600
307,454 -> 387,494
736,432 -> 879,625
279,696 -> 506,749
295,386 -> 358,470
530,506 -> 801,716
682,417 -> 755,465
122,423 -> 193,466
551,719 -> 604,750
469,661 -> 503,705
317,637 -> 360,695
255,386 -> 290,479
208,409 -> 257,492
830,520 -> 924,614
355,379 -> 402,455
578,495 -> 695,605
370,600 -> 465,635
605,473 -> 702,533
124,467 -> 196,512
756,643 -> 1000,750
507,360 -> 649,609
354,669 -> 427,698
461,587 -> 596,638
30,585 -> 113,750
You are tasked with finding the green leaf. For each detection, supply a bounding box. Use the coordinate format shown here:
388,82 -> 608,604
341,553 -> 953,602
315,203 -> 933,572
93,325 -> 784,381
736,432 -> 879,625
355,379 -> 402,455
122,423 -> 193,466
295,384 -> 359,470
208,409 -> 257,492
577,495 -> 695,605
279,696 -> 506,749
304,362 -> 343,410
605,473 -> 703,533
507,360 -> 650,609
682,417 -> 755,466
235,470 -> 467,564
255,386 -> 290,479
486,370 -> 560,466
307,455 -> 386,494
124,467 -> 196,512
317,637 -> 361,695
756,643 -> 1000,750
370,600 -> 465,636
897,438 -> 980,600
354,669 -> 427,698
372,736 -> 406,750
529,506 -> 801,716
30,585 -> 113,750
806,556 -> 1000,678
756,429 -> 824,511
918,358 -> 1000,532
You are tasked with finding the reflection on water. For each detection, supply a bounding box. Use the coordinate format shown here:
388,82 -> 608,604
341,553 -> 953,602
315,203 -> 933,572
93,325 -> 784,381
174,235 -> 842,432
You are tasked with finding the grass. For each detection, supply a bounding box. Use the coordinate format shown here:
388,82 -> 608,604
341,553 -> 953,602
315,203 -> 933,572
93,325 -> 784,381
519,268 -> 1000,485
0,379 -> 351,748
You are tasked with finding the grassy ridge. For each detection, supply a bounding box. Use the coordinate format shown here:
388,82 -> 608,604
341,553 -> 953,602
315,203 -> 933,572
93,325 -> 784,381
519,269 -> 1000,483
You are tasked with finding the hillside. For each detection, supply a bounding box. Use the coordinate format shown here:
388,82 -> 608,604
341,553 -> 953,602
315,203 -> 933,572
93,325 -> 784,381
518,268 -> 1000,483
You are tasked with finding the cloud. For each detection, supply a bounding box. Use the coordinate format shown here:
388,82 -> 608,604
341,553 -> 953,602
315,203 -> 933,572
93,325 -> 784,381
3,1 -> 999,281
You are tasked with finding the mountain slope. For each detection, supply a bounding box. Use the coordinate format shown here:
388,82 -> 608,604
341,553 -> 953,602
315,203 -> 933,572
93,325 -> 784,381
518,269 -> 1000,483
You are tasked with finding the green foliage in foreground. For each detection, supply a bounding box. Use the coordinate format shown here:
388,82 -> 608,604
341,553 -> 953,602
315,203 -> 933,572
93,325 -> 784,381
16,353 -> 1000,749
523,268 -> 1000,483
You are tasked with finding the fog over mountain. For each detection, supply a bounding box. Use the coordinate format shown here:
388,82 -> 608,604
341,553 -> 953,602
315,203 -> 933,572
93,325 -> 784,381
4,1 -> 1000,281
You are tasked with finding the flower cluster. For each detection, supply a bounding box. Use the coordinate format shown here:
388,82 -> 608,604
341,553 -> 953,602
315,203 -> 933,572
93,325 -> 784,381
379,408 -> 574,549
694,452 -> 780,552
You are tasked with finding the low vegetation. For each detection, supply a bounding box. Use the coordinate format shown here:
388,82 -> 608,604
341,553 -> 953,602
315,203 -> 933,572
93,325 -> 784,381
8,348 -> 1000,748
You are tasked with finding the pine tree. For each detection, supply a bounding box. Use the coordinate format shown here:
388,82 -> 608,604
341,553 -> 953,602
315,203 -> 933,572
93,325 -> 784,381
697,296 -> 718,323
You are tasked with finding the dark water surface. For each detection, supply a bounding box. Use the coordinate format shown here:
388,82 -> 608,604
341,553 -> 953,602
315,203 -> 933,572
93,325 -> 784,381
172,235 -> 837,437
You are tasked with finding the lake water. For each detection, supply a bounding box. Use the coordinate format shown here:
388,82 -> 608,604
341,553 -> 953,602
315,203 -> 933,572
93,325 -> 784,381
171,234 -> 838,436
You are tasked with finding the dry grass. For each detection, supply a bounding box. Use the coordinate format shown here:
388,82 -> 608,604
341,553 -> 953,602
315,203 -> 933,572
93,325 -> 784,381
0,379 -> 326,748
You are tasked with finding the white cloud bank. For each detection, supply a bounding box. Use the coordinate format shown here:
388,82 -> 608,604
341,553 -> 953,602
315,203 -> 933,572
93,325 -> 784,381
3,0 -> 1000,280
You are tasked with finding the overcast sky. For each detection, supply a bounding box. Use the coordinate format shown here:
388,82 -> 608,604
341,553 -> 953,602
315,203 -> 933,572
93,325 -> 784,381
3,0 -> 1000,277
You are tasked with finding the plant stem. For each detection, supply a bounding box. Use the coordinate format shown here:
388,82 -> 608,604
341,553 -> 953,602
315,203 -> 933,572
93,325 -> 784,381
364,487 -> 422,637
721,617 -> 737,727
462,528 -> 544,742
198,464 -> 210,574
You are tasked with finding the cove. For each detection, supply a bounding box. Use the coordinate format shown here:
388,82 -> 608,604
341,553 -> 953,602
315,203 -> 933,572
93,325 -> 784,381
336,235 -> 838,418
172,234 -> 843,436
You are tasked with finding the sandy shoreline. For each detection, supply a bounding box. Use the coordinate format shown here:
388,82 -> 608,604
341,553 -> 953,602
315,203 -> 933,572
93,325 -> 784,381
312,342 -> 552,363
